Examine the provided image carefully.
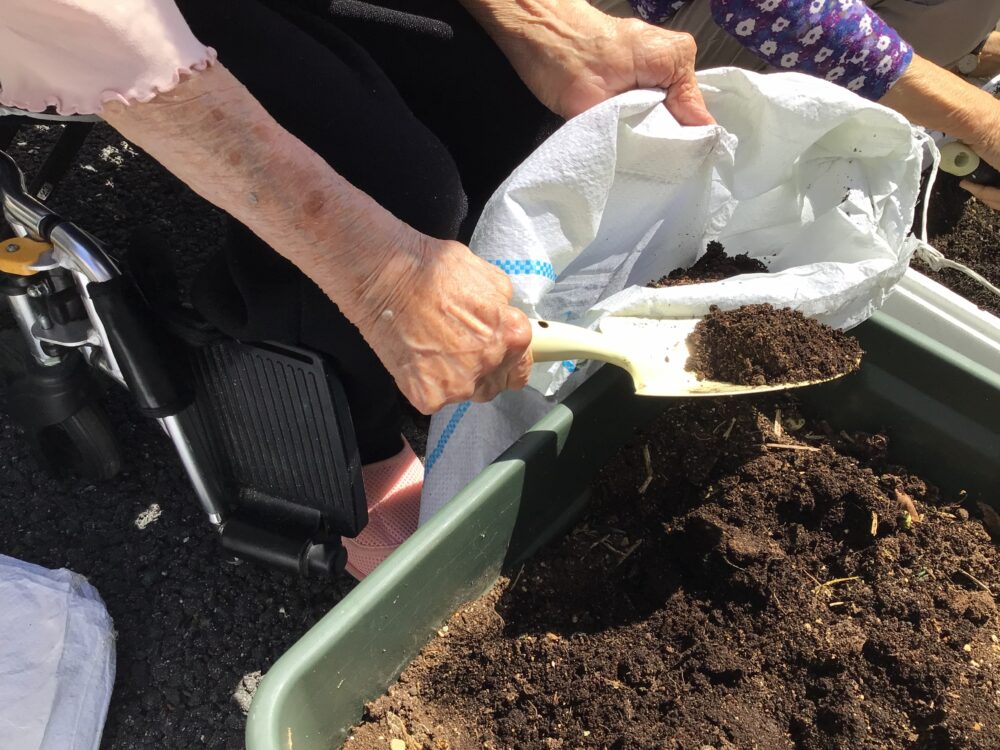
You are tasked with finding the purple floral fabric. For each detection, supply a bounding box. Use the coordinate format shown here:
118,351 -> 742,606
628,0 -> 913,100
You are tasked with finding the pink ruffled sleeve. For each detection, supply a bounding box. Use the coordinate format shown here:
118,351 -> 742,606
0,0 -> 216,116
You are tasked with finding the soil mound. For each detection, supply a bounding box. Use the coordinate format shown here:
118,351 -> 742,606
686,304 -> 862,385
649,241 -> 768,287
349,396 -> 999,750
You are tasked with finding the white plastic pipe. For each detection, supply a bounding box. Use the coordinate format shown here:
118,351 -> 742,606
939,141 -> 980,178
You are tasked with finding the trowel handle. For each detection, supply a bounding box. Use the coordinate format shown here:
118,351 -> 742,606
529,319 -> 630,371
939,141 -> 1000,186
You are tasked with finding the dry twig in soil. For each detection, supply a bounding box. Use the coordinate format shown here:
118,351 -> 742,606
638,444 -> 654,495
812,576 -> 862,596
955,568 -> 994,595
896,489 -> 922,523
764,443 -> 821,452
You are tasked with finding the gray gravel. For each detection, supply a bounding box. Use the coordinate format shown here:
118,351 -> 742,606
0,123 -> 421,749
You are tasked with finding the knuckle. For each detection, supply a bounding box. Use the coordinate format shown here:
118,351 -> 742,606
508,370 -> 529,392
666,30 -> 696,59
484,341 -> 508,370
505,308 -> 533,349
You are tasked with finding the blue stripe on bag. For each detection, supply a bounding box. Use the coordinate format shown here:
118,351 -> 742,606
425,401 -> 472,474
424,364 -> 574,476
488,259 -> 557,281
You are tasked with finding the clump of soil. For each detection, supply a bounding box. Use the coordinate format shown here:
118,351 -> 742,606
649,241 -> 768,287
918,175 -> 1000,318
686,304 -> 862,385
349,396 -> 999,750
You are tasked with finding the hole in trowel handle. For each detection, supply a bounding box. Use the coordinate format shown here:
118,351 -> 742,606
537,321 -> 550,328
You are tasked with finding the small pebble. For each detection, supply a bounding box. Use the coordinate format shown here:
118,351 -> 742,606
957,508 -> 970,521
390,739 -> 407,750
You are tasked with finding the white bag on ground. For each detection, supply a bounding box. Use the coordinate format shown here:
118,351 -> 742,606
420,68 -> 930,524
0,555 -> 116,750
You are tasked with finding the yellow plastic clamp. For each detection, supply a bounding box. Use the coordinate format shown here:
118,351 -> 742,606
0,237 -> 52,276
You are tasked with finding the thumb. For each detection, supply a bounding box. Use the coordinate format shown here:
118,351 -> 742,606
664,74 -> 715,126
960,179 -> 1000,210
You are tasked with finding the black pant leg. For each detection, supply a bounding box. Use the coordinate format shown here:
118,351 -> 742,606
285,0 -> 562,238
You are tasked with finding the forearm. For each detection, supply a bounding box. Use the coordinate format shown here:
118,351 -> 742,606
100,63 -> 421,327
880,54 -> 1000,151
105,60 -> 533,414
710,0 -> 912,101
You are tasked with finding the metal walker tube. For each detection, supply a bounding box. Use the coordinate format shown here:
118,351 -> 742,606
0,146 -> 227,524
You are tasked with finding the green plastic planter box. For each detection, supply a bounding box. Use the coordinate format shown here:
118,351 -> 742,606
246,312 -> 1000,750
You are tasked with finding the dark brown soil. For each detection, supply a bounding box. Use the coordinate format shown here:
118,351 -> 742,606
349,395 -> 999,750
685,305 -> 863,386
917,174 -> 1000,318
649,241 -> 768,287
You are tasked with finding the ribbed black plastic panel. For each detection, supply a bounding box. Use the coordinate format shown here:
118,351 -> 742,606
191,340 -> 365,536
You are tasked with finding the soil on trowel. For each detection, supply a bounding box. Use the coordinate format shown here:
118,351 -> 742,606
649,241 -> 769,287
685,304 -> 862,386
348,395 -> 999,750
917,173 -> 1000,318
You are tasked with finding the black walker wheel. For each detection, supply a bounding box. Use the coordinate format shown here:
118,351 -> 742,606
0,329 -> 122,480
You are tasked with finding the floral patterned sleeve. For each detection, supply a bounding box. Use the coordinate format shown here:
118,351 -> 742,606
628,0 -> 913,101
711,0 -> 913,99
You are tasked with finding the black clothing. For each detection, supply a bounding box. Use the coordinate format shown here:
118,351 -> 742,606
174,0 -> 557,461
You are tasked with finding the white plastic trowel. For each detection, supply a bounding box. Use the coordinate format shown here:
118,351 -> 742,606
529,317 -> 855,397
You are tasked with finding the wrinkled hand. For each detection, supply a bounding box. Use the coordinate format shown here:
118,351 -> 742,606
351,234 -> 533,414
496,3 -> 713,125
880,54 -> 1000,210
960,179 -> 1000,210
948,85 -> 1000,210
958,134 -> 1000,210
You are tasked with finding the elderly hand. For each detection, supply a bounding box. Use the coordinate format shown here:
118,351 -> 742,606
882,54 -> 1000,210
952,122 -> 1000,210
346,233 -> 534,414
464,0 -> 714,125
956,128 -> 1000,211
959,179 -> 1000,210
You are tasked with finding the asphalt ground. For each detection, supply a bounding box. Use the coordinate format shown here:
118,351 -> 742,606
0,123 -> 427,749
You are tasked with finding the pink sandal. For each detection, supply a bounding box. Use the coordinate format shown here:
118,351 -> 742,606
341,438 -> 422,580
